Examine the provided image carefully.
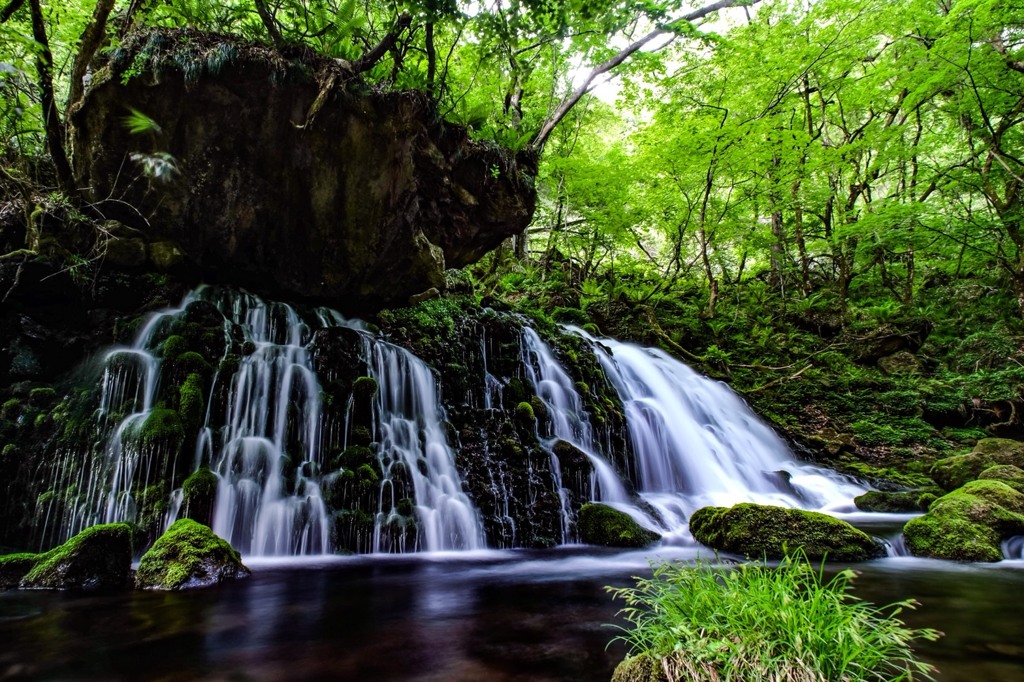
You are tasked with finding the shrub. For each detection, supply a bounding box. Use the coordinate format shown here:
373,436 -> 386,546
609,553 -> 940,682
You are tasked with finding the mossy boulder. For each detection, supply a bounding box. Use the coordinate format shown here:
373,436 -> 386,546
854,489 -> 939,513
612,653 -> 666,682
978,465 -> 1024,494
135,519 -> 249,590
135,407 -> 185,445
182,466 -> 219,525
20,523 -> 133,589
903,480 -> 1024,562
689,503 -> 884,561
178,372 -> 205,435
577,503 -> 659,548
930,438 -> 1024,491
0,553 -> 41,588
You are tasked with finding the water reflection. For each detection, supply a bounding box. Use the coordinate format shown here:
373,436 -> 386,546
1,551 -> 1022,681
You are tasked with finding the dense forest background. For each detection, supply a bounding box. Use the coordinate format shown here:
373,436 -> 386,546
2,0 -> 1023,484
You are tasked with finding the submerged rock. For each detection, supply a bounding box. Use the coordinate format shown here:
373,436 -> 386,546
72,29 -> 537,312
20,523 -> 133,589
135,518 -> 249,590
903,480 -> 1024,562
689,503 -> 884,561
577,503 -> 659,548
930,438 -> 1024,491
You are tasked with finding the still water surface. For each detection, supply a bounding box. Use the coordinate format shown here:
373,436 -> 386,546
1,549 -> 1022,681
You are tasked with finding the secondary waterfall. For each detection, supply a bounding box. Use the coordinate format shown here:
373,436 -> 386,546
516,325 -> 865,544
571,327 -> 866,542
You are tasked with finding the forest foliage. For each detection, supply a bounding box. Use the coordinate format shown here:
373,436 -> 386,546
2,0 -> 1024,461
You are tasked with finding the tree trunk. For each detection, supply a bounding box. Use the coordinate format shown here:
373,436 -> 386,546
29,0 -> 73,194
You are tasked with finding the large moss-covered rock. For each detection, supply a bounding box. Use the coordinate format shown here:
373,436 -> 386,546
689,503 -> 883,561
903,480 -> 1024,562
20,523 -> 132,589
577,503 -> 659,548
72,29 -> 537,313
135,518 -> 249,590
930,439 -> 1024,491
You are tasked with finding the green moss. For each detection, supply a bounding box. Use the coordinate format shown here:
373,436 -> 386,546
21,523 -> 133,589
0,552 -> 41,587
160,335 -> 188,359
1,443 -> 14,459
183,466 -> 218,504
854,489 -> 939,513
578,503 -> 659,548
978,465 -> 1024,493
904,480 -> 1024,562
28,387 -> 56,406
529,395 -> 548,422
515,401 -> 535,422
135,408 -> 184,445
689,503 -> 883,561
352,376 -> 379,399
135,518 -> 249,590
178,373 -> 205,435
1,399 -> 20,420
930,438 -> 1024,491
355,463 -> 380,491
174,351 -> 211,377
835,460 -> 934,489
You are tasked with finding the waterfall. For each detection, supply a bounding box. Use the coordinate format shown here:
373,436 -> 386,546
44,288 -> 484,556
520,326 -> 865,544
365,340 -> 485,552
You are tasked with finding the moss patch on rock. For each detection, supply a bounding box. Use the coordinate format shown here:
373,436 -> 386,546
20,523 -> 133,589
930,438 -> 1024,491
135,518 -> 249,590
611,653 -> 666,682
0,552 -> 41,588
978,465 -> 1024,494
136,407 -> 185,445
854,489 -> 939,513
689,503 -> 883,561
903,480 -> 1024,562
577,503 -> 659,548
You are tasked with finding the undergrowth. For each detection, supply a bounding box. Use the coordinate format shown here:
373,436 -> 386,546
608,553 -> 940,682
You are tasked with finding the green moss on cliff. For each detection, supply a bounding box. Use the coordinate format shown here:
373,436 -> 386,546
178,372 -> 205,435
21,523 -> 133,589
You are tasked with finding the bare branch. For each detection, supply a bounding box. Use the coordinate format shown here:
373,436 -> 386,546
0,0 -> 24,23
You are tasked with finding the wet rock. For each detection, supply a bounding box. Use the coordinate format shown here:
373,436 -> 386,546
612,653 -> 666,682
0,553 -> 39,588
135,518 -> 249,590
690,503 -> 884,561
930,438 -> 1024,491
577,503 -> 659,548
409,287 -> 441,305
854,489 -> 939,513
148,240 -> 187,271
904,480 -> 1024,562
181,466 -> 218,526
20,523 -> 132,589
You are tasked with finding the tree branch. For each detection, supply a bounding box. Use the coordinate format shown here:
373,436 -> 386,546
529,0 -> 759,152
29,0 -> 73,194
0,0 -> 24,23
253,0 -> 285,49
351,12 -> 411,74
68,0 -> 116,108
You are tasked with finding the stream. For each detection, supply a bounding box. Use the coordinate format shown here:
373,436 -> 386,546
2,549 -> 1023,681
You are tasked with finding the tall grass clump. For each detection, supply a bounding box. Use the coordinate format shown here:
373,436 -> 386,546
608,553 -> 940,682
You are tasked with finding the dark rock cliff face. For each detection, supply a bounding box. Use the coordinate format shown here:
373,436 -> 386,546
70,29 -> 536,312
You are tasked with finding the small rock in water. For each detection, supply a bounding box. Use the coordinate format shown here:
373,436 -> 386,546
135,519 -> 249,590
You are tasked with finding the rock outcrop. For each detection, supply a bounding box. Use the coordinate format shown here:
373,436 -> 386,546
135,518 -> 249,590
689,503 -> 884,561
71,29 -> 537,312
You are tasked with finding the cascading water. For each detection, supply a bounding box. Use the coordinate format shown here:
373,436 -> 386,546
42,288 -> 485,556
364,339 -> 485,552
520,326 -> 866,544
